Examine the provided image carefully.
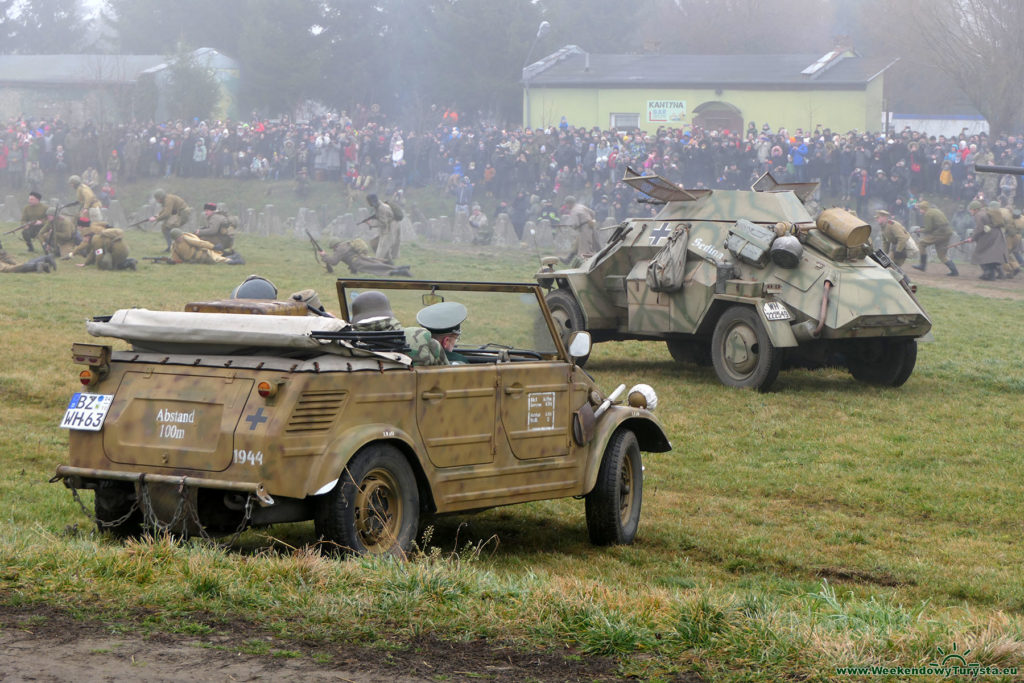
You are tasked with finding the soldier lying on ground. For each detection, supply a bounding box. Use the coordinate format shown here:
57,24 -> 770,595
0,240 -> 56,273
320,238 -> 412,277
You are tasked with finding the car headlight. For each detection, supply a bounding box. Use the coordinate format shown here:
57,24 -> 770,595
627,383 -> 657,411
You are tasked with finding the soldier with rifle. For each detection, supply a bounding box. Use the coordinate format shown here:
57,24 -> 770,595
163,228 -> 244,265
305,229 -> 333,273
18,191 -> 47,252
68,175 -> 102,223
363,193 -> 399,263
148,189 -> 192,252
911,201 -> 958,276
39,204 -> 80,257
319,237 -> 412,277
0,238 -> 56,273
197,202 -> 238,254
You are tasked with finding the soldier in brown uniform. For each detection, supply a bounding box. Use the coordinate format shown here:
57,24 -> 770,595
19,191 -> 48,252
875,209 -> 911,267
196,202 -> 236,254
40,209 -> 80,257
967,200 -> 1011,281
148,189 -> 192,252
72,219 -> 135,270
997,199 -> 1021,278
563,195 -> 600,265
0,240 -> 55,273
912,201 -> 958,276
68,175 -> 102,223
364,194 -> 399,263
168,228 -> 243,265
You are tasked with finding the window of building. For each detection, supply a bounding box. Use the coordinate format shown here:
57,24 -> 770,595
610,113 -> 640,130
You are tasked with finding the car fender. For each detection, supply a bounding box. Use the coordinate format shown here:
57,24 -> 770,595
307,423 -> 422,496
709,297 -> 799,348
583,405 -> 671,494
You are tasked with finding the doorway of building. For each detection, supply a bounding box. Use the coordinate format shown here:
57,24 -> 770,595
692,101 -> 743,134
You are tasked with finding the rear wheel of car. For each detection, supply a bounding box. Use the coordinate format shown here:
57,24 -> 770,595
94,480 -> 143,539
711,306 -> 781,392
848,338 -> 917,387
315,444 -> 419,557
586,429 -> 643,545
545,288 -> 589,366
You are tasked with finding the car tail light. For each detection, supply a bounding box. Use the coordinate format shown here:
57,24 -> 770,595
79,369 -> 96,386
257,381 -> 277,399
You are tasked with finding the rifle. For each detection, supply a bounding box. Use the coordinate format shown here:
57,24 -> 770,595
41,200 -> 79,256
357,215 -> 374,226
949,237 -> 973,249
2,221 -> 34,236
142,256 -> 176,265
126,218 -> 150,231
305,229 -> 333,273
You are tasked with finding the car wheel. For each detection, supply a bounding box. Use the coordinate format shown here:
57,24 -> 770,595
94,480 -> 143,538
711,306 -> 781,392
848,338 -> 917,387
545,289 -> 589,365
585,429 -> 643,546
315,444 -> 419,557
666,338 -> 712,366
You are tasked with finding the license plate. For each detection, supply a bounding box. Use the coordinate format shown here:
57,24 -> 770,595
60,393 -> 113,431
762,301 -> 791,321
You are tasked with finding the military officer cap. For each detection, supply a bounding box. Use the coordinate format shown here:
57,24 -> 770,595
417,301 -> 467,335
153,188 -> 167,201
968,200 -> 983,211
350,290 -> 394,323
169,228 -> 184,239
203,202 -> 217,211
68,175 -> 81,186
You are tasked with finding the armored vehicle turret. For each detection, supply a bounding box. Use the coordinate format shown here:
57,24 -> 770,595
537,168 -> 932,392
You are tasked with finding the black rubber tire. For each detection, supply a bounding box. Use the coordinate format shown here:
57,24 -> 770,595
666,338 -> 713,366
94,480 -> 143,539
585,429 -> 643,546
545,288 -> 589,366
315,444 -> 419,557
711,306 -> 782,392
848,338 -> 917,387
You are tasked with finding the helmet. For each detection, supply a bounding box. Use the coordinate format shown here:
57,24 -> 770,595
366,193 -> 379,206
153,189 -> 166,201
231,274 -> 278,300
350,290 -> 394,323
68,175 -> 81,186
168,228 -> 184,240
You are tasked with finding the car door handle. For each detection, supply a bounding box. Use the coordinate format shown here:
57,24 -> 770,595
421,390 -> 445,400
504,386 -> 524,396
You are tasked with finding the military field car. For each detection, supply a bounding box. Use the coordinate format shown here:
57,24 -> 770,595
537,168 -> 932,392
53,279 -> 670,555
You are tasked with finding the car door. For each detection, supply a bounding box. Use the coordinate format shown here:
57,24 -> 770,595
415,365 -> 497,468
497,362 -> 573,460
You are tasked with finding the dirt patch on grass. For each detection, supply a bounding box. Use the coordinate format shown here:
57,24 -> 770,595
815,566 -> 909,588
0,603 -> 674,682
910,261 -> 1024,301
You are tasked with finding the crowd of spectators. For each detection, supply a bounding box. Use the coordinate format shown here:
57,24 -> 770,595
1,109 -> 1022,231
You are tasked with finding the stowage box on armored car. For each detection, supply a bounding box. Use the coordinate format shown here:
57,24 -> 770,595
537,168 -> 932,392
53,279 -> 670,555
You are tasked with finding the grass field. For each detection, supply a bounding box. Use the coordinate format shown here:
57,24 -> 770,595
1,202 -> 1023,681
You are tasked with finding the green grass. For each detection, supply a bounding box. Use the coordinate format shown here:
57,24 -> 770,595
1,193 -> 1024,680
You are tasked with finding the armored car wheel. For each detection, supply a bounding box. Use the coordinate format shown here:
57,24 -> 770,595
848,338 -> 917,387
666,338 -> 713,366
545,289 -> 589,366
711,306 -> 782,392
94,480 -> 143,539
586,429 -> 643,545
315,444 -> 419,557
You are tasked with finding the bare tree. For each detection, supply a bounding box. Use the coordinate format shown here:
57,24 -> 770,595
892,0 -> 1024,136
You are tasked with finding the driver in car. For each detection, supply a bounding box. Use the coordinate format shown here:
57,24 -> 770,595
412,301 -> 469,365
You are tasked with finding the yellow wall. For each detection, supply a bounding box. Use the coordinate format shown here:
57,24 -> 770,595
525,83 -> 885,134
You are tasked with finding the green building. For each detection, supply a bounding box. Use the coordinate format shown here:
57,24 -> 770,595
523,46 -> 896,135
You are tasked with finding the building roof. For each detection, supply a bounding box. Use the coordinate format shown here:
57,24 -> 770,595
525,46 -> 896,90
0,49 -> 236,86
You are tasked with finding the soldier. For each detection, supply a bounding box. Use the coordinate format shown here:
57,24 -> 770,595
19,191 -> 48,252
168,228 -> 243,265
68,174 -> 102,223
413,301 -> 469,365
196,202 -> 236,254
967,200 -> 1011,281
998,198 -> 1021,278
0,239 -> 55,273
364,193 -> 399,263
875,209 -> 911,267
563,195 -> 600,264
469,204 -> 492,245
73,220 -> 135,271
320,238 -> 412,277
350,290 -> 402,331
40,209 -> 81,257
148,189 -> 192,252
912,200 -> 958,276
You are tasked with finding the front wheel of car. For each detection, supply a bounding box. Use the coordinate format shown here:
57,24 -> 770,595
545,288 -> 589,366
315,444 -> 419,557
711,306 -> 781,392
848,338 -> 917,387
586,429 -> 643,545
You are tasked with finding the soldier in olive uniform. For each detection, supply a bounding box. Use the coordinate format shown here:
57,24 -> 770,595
73,219 -> 135,270
39,209 -> 80,257
875,209 -> 911,267
469,204 -> 492,245
68,174 -> 102,223
19,191 -> 48,252
320,238 -> 412,277
0,240 -> 55,273
412,301 -> 469,365
196,202 -> 236,254
168,228 -> 243,265
149,189 -> 192,252
912,201 -> 958,276
967,200 -> 1011,281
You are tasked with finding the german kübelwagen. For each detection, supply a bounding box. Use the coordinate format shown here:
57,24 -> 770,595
537,168 -> 932,392
53,279 -> 670,555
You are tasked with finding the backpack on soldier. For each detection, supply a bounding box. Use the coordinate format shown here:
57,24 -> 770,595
646,224 -> 690,292
384,200 -> 404,222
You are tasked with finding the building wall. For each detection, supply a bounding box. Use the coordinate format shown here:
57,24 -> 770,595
525,84 -> 883,135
